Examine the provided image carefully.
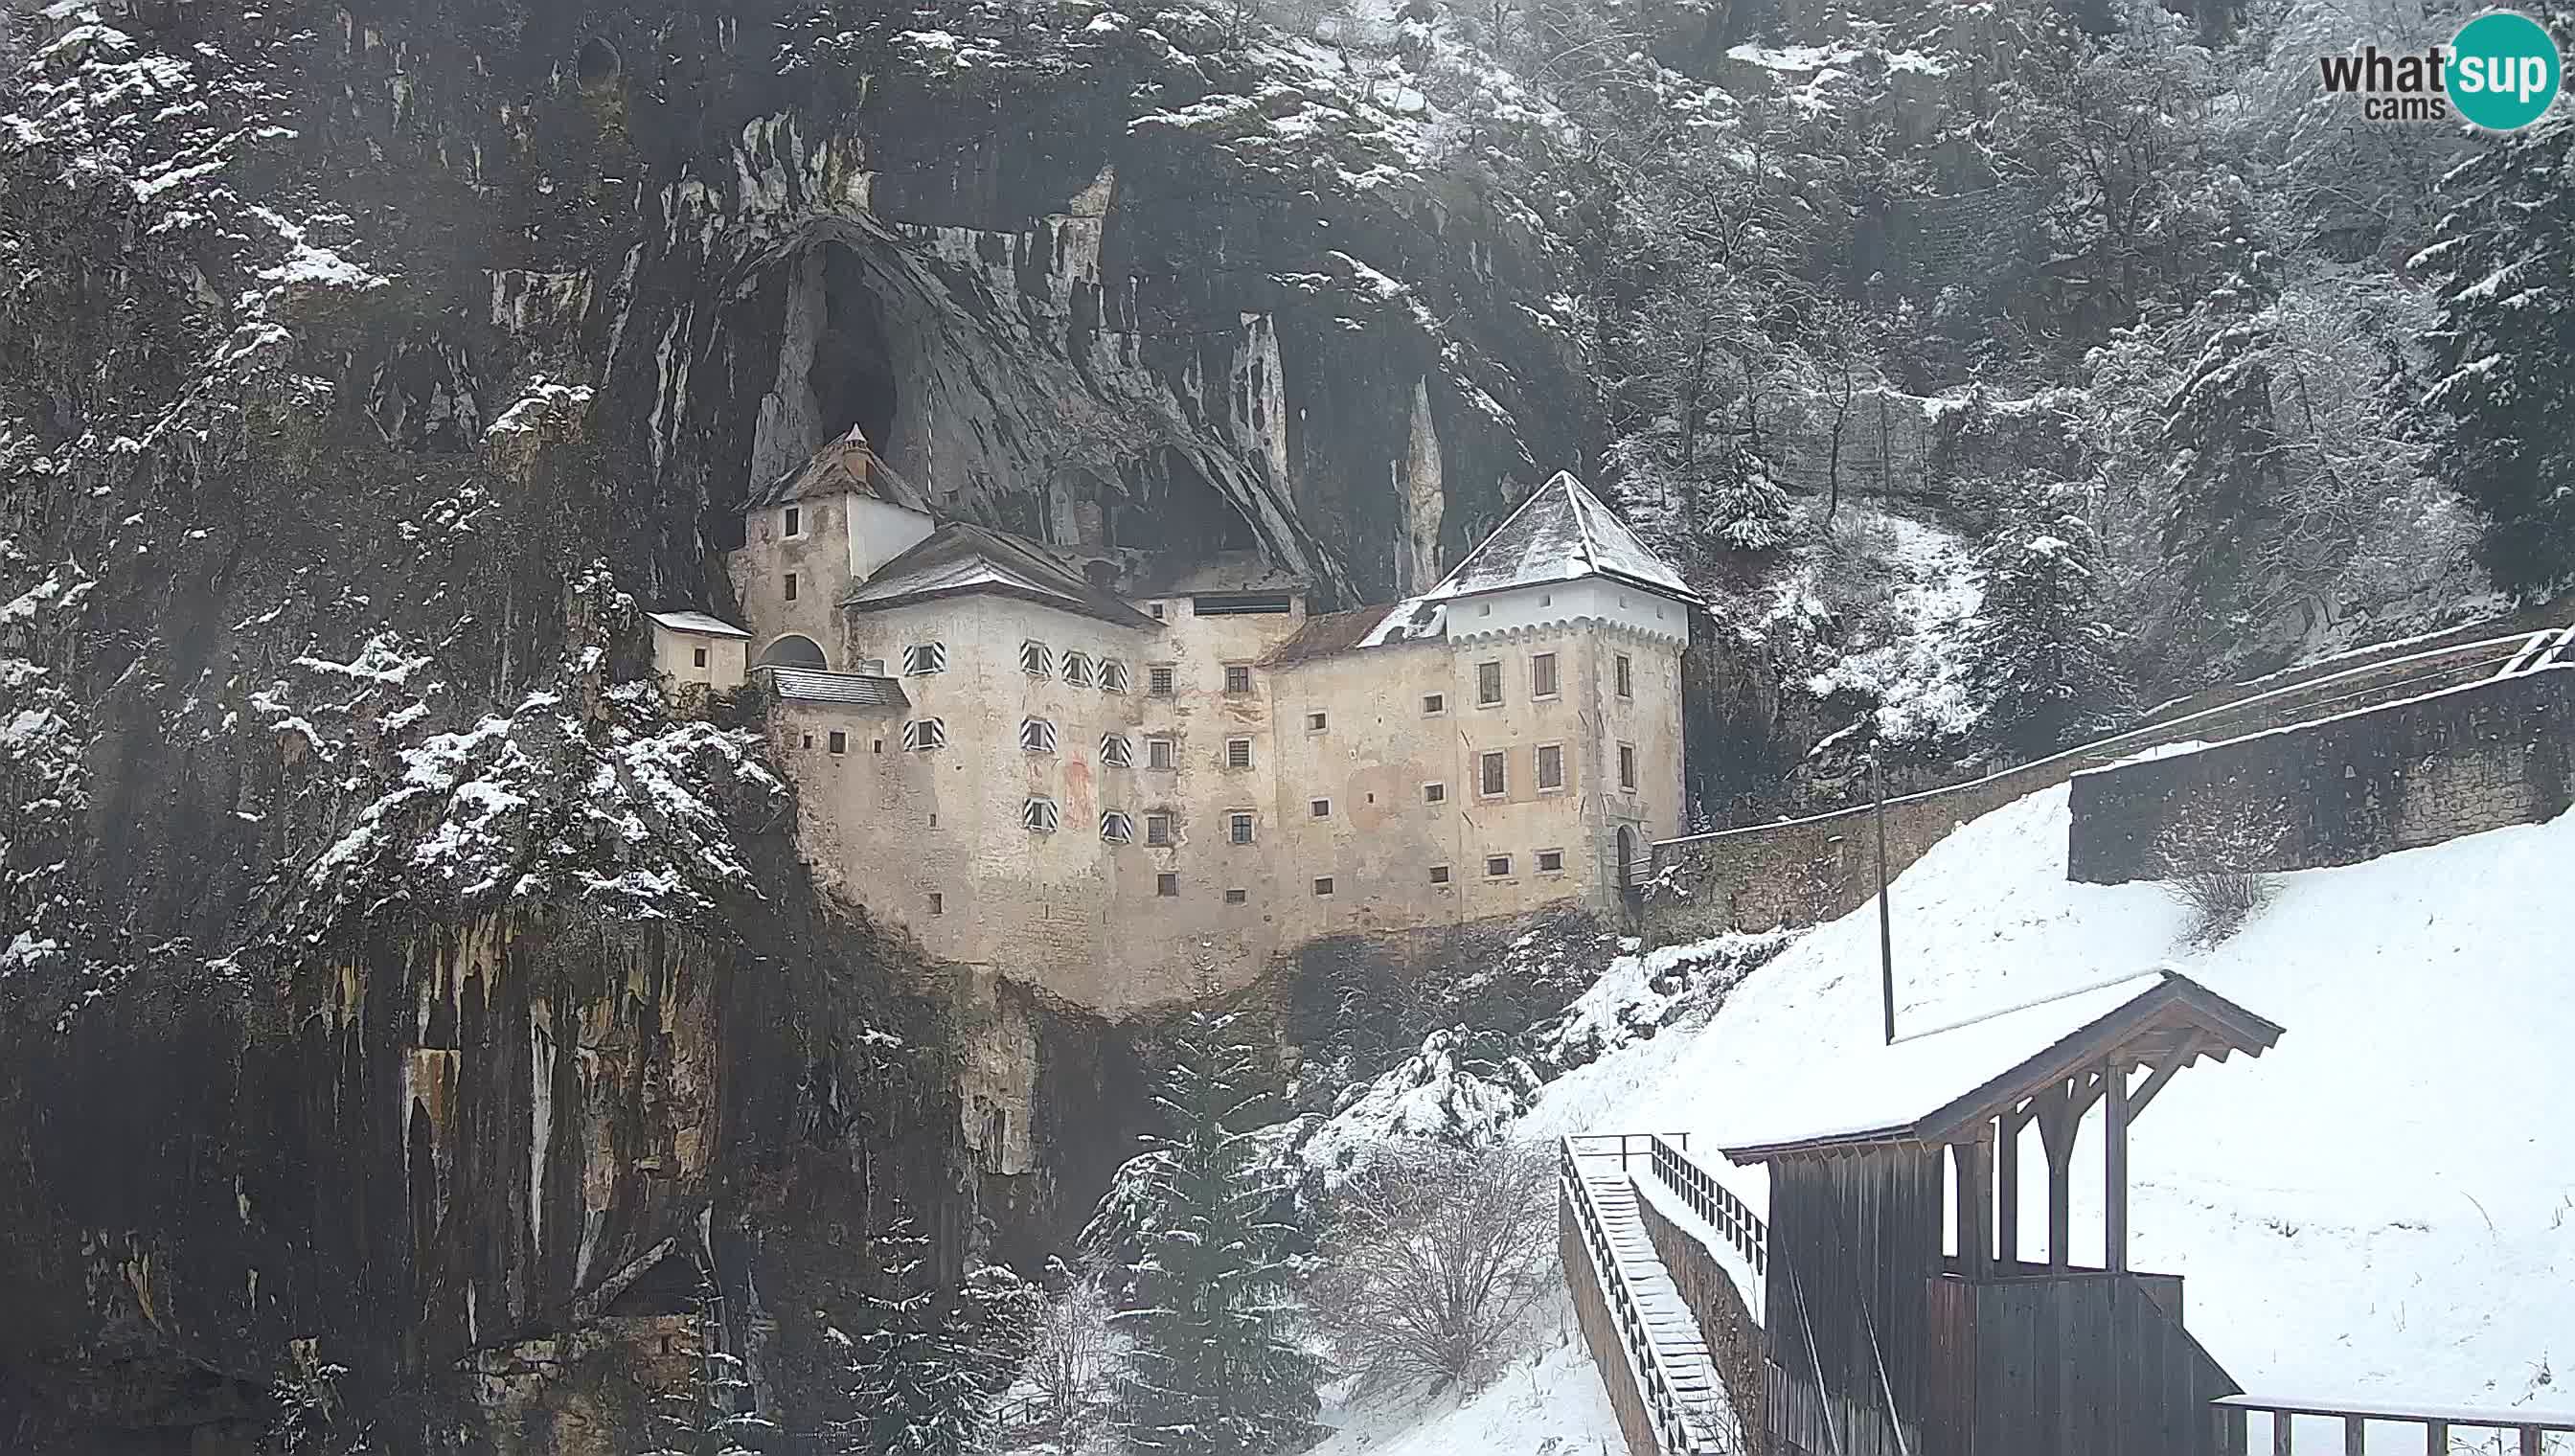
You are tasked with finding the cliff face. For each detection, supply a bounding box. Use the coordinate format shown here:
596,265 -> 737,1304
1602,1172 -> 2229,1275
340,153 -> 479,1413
0,0 -> 1584,1449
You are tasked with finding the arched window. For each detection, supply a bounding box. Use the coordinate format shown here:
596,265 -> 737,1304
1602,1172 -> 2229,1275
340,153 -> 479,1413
757,634 -> 827,670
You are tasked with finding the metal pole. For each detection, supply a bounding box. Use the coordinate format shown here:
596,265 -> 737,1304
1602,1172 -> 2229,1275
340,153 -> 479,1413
1874,747 -> 1895,1045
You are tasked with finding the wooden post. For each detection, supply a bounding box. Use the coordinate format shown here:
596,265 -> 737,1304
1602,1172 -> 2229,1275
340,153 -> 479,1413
2344,1415 -> 2365,1455
2424,1421 -> 2446,1453
1997,1105 -> 2022,1269
2521,1427 -> 2543,1456
2040,1084 -> 2077,1274
1952,1132 -> 1993,1278
2272,1412 -> 2293,1456
2105,1061 -> 2131,1274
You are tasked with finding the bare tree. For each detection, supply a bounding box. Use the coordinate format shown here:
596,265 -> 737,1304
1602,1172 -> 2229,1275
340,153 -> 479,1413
2153,798 -> 2289,944
1022,1269 -> 1120,1447
1306,1142 -> 1560,1395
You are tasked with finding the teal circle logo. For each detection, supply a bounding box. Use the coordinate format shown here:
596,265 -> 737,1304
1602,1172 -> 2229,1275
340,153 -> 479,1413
2446,11 -> 2563,129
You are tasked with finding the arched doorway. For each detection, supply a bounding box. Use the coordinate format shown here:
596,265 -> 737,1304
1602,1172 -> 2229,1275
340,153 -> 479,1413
757,633 -> 828,670
1616,826 -> 1636,889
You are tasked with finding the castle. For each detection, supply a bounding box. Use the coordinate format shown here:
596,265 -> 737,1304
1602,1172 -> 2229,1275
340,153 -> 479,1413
651,428 -> 1698,1026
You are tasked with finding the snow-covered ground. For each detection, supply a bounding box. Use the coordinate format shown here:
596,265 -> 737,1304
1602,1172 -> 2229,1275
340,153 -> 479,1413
1312,784 -> 2575,1450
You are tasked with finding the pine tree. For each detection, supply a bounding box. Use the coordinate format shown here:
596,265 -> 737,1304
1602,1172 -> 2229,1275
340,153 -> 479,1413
1109,1010 -> 1320,1456
645,1269 -> 769,1456
831,1217 -> 1038,1456
1967,511 -> 2135,760
1699,438 -> 1795,556
2153,262 -> 2290,676
2423,103 -> 2575,597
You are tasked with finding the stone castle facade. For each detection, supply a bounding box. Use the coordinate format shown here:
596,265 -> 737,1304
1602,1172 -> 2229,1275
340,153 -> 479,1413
650,429 -> 1698,1153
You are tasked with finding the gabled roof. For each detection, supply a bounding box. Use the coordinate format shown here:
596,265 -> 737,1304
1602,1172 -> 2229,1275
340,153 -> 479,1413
646,610 -> 751,639
1423,471 -> 1702,607
759,667 -> 909,709
749,425 -> 928,512
843,522 -> 1159,630
1718,969 -> 2285,1163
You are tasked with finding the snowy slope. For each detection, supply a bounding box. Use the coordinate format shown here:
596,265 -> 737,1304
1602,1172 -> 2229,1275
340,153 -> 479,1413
1313,785 -> 2575,1449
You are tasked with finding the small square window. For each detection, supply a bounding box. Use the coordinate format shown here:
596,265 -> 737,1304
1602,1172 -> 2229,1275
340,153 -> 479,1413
1100,659 -> 1129,693
1537,743 -> 1564,791
1533,652 -> 1559,699
692,646 -> 708,668
904,643 -> 948,675
1101,810 -> 1135,845
1224,664 -> 1253,695
1149,664 -> 1177,696
1615,653 -> 1634,699
1228,811 -> 1255,845
1486,854 -> 1513,878
1020,717 -> 1059,754
1101,734 -> 1134,768
801,734 -> 812,749
1428,864 -> 1451,885
1225,887 -> 1248,904
1147,737 -> 1176,770
1477,660 -> 1502,706
871,739 -> 882,754
1537,848 -> 1565,874
1619,742 -> 1639,792
903,718 -> 946,751
1224,738 -> 1253,770
1307,711 -> 1328,732
1062,651 -> 1095,688
1479,750 -> 1507,798
1424,782 -> 1447,805
1146,812 -> 1174,847
1023,797 -> 1060,833
784,572 -> 799,603
784,505 -> 802,537
1150,603 -> 1167,620
1423,693 -> 1446,716
854,657 -> 886,676
1155,872 -> 1178,897
1020,641 -> 1053,678
1310,799 -> 1330,818
827,730 -> 847,755
1312,876 -> 1334,897
928,892 -> 944,916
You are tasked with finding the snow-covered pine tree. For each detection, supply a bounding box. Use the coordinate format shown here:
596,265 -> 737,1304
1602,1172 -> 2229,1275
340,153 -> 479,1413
644,1268 -> 768,1456
2423,100 -> 2575,597
1966,508 -> 2135,760
1699,435 -> 1795,555
831,1217 -> 1038,1456
1109,1009 -> 1320,1456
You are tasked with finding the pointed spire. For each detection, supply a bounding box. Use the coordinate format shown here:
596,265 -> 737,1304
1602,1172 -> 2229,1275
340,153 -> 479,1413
1424,471 -> 1700,605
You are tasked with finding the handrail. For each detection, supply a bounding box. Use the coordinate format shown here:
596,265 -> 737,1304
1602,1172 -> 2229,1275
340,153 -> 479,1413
1560,1137 -> 1722,1453
1644,1135 -> 1768,1281
2214,1393 -> 2575,1453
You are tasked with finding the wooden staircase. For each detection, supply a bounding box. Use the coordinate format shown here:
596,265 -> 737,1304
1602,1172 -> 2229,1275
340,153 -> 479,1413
1561,1137 -> 1738,1453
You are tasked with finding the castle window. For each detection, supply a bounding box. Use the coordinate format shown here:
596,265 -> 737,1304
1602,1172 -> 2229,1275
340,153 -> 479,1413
1156,872 -> 1179,897
1149,663 -> 1176,696
1533,651 -> 1559,700
929,892 -> 944,916
693,647 -> 708,668
1615,652 -> 1633,699
828,730 -> 847,755
1310,798 -> 1331,818
1099,659 -> 1130,693
1537,848 -> 1566,874
1062,651 -> 1094,688
1423,692 -> 1446,716
1101,734 -> 1134,768
784,505 -> 803,537
1307,711 -> 1327,732
1150,603 -> 1167,620
1146,811 -> 1174,846
1476,660 -> 1502,706
901,718 -> 946,752
1225,887 -> 1248,904
1223,664 -> 1253,696
1023,797 -> 1060,833
1313,876 -> 1334,897
1619,742 -> 1638,791
1428,864 -> 1451,885
903,643 -> 947,675
784,572 -> 799,603
873,739 -> 883,754
1486,854 -> 1513,878
1479,750 -> 1507,798
1228,811 -> 1255,845
1021,641 -> 1053,677
1424,782 -> 1447,805
1146,736 -> 1176,770
1020,717 -> 1059,754
855,657 -> 886,676
1101,810 -> 1134,845
1537,742 -> 1564,792
1224,738 -> 1253,770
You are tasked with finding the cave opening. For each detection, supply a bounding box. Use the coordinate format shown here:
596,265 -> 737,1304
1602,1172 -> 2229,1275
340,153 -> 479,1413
576,37 -> 621,91
813,246 -> 900,456
1111,447 -> 1258,559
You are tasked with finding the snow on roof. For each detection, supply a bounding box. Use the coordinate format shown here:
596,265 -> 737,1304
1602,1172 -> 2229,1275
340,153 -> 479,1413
843,523 -> 1157,630
758,667 -> 908,708
1716,968 -> 2280,1158
646,610 -> 750,639
1423,472 -> 1701,607
749,424 -> 928,512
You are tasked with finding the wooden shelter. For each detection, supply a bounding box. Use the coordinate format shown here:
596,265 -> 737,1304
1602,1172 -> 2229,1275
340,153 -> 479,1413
1719,970 -> 2285,1456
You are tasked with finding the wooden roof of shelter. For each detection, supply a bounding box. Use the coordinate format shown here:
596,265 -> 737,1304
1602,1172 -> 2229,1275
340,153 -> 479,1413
1719,970 -> 2283,1164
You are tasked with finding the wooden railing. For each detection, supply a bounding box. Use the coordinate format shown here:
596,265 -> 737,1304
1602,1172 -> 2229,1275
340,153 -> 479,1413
1559,1137 -> 1724,1454
2214,1394 -> 2575,1454
1644,1134 -> 1767,1281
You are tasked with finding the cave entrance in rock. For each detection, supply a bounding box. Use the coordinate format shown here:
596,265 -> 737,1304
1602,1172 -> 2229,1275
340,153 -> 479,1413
813,246 -> 900,455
